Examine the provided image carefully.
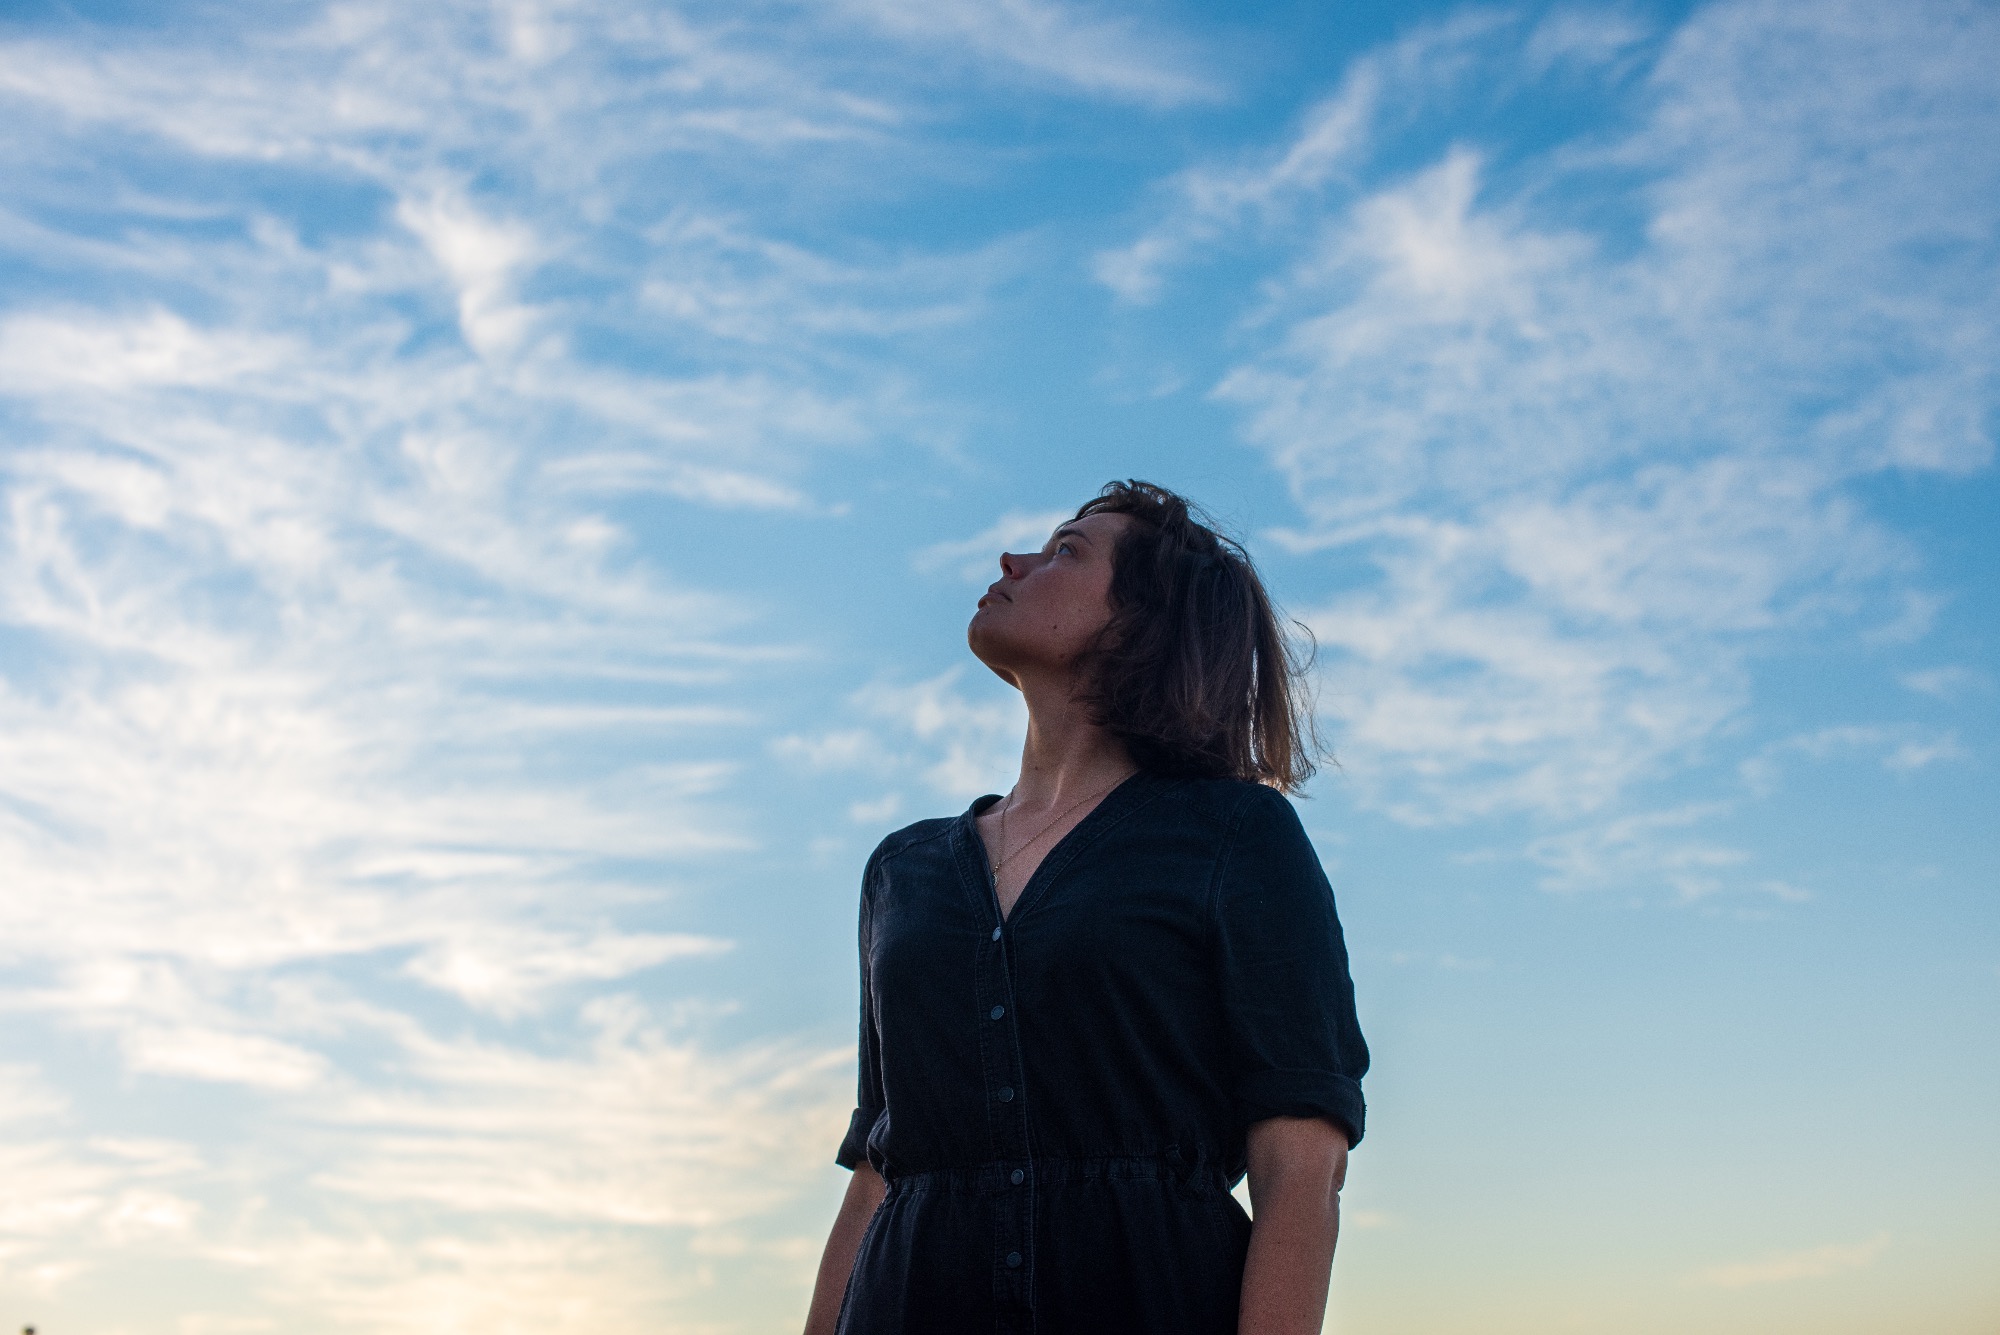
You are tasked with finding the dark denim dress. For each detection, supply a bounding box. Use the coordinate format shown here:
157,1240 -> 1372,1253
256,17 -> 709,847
834,771 -> 1368,1335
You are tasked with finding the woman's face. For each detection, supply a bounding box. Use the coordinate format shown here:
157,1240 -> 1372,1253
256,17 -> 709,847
967,510 -> 1132,687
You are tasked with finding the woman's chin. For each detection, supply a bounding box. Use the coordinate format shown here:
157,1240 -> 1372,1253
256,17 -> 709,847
965,630 -> 1021,681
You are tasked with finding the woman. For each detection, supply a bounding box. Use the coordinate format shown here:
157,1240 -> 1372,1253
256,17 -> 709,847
804,481 -> 1368,1335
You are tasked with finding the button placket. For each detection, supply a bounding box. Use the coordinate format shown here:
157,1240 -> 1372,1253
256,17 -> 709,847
957,818 -> 1037,1327
975,911 -> 1034,1318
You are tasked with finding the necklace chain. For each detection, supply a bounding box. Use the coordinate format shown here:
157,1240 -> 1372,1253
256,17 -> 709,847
994,772 -> 1132,875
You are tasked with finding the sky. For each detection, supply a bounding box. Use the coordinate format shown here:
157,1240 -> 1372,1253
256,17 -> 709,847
0,0 -> 1996,1331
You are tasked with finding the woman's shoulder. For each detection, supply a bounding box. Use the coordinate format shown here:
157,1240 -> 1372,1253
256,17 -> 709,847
866,812 -> 962,869
1153,773 -> 1295,825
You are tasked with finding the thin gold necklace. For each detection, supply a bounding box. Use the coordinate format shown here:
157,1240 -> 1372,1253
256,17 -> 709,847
994,771 -> 1133,875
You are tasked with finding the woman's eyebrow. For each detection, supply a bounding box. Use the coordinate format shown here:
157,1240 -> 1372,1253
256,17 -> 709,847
1048,526 -> 1093,547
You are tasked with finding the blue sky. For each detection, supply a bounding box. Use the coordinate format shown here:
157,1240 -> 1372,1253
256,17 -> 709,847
0,0 -> 1995,1331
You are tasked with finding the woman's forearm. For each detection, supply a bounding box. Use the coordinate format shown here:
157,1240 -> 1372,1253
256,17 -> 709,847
803,1163 -> 886,1335
1239,1181 -> 1340,1334
1238,1116 -> 1348,1335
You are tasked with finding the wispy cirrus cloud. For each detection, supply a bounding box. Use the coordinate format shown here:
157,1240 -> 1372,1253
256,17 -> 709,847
1114,0 -> 2000,855
0,991 -> 848,1330
1093,9 -> 1518,303
833,0 -> 1218,107
0,0 -> 1053,1322
3,0 -> 1993,1325
1689,1232 -> 1891,1289
1898,665 -> 1988,702
913,507 -> 1071,581
775,665 -> 1027,812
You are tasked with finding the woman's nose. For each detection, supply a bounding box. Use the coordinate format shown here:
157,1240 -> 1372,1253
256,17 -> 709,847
998,551 -> 1023,579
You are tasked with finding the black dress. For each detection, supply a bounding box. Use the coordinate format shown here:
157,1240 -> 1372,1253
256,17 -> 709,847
834,771 -> 1369,1335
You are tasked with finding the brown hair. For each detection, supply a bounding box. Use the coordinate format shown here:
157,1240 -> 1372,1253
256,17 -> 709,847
1073,480 -> 1322,793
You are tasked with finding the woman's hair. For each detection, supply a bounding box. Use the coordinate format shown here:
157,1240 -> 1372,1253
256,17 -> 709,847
1072,479 -> 1322,793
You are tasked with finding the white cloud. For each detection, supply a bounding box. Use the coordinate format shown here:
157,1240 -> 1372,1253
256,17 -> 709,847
835,0 -> 1216,107
1689,1232 -> 1890,1289
1094,10 -> 1511,303
0,0 -> 959,1066
1865,591 -> 1948,645
1884,734 -> 1967,772
0,987 -> 854,1325
1523,6 -> 1653,75
854,668 -> 1026,799
778,667 -> 1026,803
0,3 -> 900,165
0,1066 -> 67,1128
914,507 -> 1071,581
201,1228 -> 721,1335
1739,724 -> 1970,795
0,2 -> 985,1321
1899,665 -> 1987,701
772,727 -> 891,771
0,307 -> 289,391
313,996 -> 850,1228
1522,802 -> 1748,898
124,1026 -> 330,1091
846,793 -> 903,823
1,0 -> 1986,1323
99,1188 -> 200,1240
402,928 -> 734,1015
633,206 -> 1003,348
1149,0 -> 2000,824
396,191 -> 541,356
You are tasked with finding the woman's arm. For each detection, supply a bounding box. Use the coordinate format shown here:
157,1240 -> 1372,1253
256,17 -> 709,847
802,1162 -> 887,1335
1238,1114 -> 1350,1335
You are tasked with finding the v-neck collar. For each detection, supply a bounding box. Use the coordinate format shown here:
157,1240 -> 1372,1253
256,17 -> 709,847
953,769 -> 1165,927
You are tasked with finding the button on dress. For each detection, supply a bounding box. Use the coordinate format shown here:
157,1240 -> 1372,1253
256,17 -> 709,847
834,772 -> 1369,1335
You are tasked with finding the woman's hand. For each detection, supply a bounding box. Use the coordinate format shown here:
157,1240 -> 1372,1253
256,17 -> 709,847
803,1162 -> 887,1335
1238,1115 -> 1350,1335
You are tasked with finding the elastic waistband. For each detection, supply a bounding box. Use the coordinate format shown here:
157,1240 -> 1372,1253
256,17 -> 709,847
881,1152 -> 1234,1194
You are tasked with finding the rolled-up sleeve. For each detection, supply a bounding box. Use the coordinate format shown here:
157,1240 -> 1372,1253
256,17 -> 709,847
835,849 -> 887,1169
1212,785 -> 1369,1147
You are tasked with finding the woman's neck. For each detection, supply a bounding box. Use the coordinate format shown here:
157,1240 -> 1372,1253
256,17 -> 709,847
1009,673 -> 1135,810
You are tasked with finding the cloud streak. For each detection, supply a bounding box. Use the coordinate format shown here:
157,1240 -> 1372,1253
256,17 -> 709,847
1689,1233 -> 1891,1289
1116,0 -> 2000,838
0,0 -> 1044,1321
835,0 -> 1218,107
